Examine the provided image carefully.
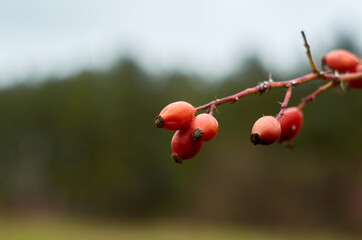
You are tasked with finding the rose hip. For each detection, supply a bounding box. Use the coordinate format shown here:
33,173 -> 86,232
171,127 -> 203,164
322,49 -> 359,72
191,113 -> 219,141
155,101 -> 195,130
278,107 -> 304,142
250,116 -> 281,145
347,64 -> 362,89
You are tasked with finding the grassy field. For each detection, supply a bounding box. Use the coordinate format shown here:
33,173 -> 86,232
0,217 -> 360,240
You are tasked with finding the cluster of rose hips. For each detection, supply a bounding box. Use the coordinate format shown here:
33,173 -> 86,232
154,101 -> 303,164
155,101 -> 218,164
323,49 -> 362,88
250,108 -> 303,146
155,49 -> 361,164
251,49 -> 362,146
249,107 -> 303,147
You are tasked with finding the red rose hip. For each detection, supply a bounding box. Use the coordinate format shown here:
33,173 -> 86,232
347,64 -> 362,89
155,101 -> 195,130
322,49 -> 359,72
171,127 -> 203,164
250,116 -> 281,145
278,107 -> 304,142
191,113 -> 219,141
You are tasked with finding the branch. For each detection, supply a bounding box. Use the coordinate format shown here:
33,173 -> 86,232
195,72 -> 362,113
321,72 -> 362,82
195,31 -> 362,114
298,81 -> 335,110
195,73 -> 318,112
276,86 -> 293,120
301,31 -> 319,73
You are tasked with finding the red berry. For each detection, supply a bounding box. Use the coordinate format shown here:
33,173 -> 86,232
171,128 -> 203,164
322,49 -> 360,72
155,101 -> 195,130
250,116 -> 281,145
278,107 -> 304,142
347,64 -> 362,89
191,113 -> 219,141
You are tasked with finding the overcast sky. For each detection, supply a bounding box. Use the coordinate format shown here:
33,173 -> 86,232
0,0 -> 361,86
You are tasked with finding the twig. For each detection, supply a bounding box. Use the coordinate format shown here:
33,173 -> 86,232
276,86 -> 293,120
298,81 -> 335,110
195,32 -> 362,114
301,31 -> 319,73
195,73 -> 319,112
321,72 -> 362,82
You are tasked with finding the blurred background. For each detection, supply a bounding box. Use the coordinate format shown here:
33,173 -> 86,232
0,0 -> 362,239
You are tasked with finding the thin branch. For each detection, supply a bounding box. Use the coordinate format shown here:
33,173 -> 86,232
195,71 -> 362,113
298,81 -> 335,110
194,31 -> 362,114
301,31 -> 319,73
196,71 -> 362,113
195,72 -> 318,112
322,72 -> 362,82
276,86 -> 293,120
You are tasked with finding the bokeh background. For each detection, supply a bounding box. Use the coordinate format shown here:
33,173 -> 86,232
0,1 -> 362,239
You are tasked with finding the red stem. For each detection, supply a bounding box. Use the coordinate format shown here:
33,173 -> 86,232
276,87 -> 293,120
322,72 -> 362,82
301,31 -> 318,73
196,71 -> 362,113
195,72 -> 318,112
298,81 -> 335,110
195,31 -> 362,114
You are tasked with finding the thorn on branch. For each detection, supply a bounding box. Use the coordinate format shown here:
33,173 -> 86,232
291,81 -> 298,87
258,80 -> 272,95
231,96 -> 239,104
276,86 -> 293,120
334,83 -> 345,96
340,82 -> 347,93
304,95 -> 314,103
331,71 -> 342,85
208,105 -> 218,115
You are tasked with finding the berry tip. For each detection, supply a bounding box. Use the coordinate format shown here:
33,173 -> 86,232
192,128 -> 204,141
250,133 -> 262,145
171,153 -> 183,164
154,115 -> 164,128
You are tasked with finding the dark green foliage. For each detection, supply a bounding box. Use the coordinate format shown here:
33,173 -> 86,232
0,54 -> 361,229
